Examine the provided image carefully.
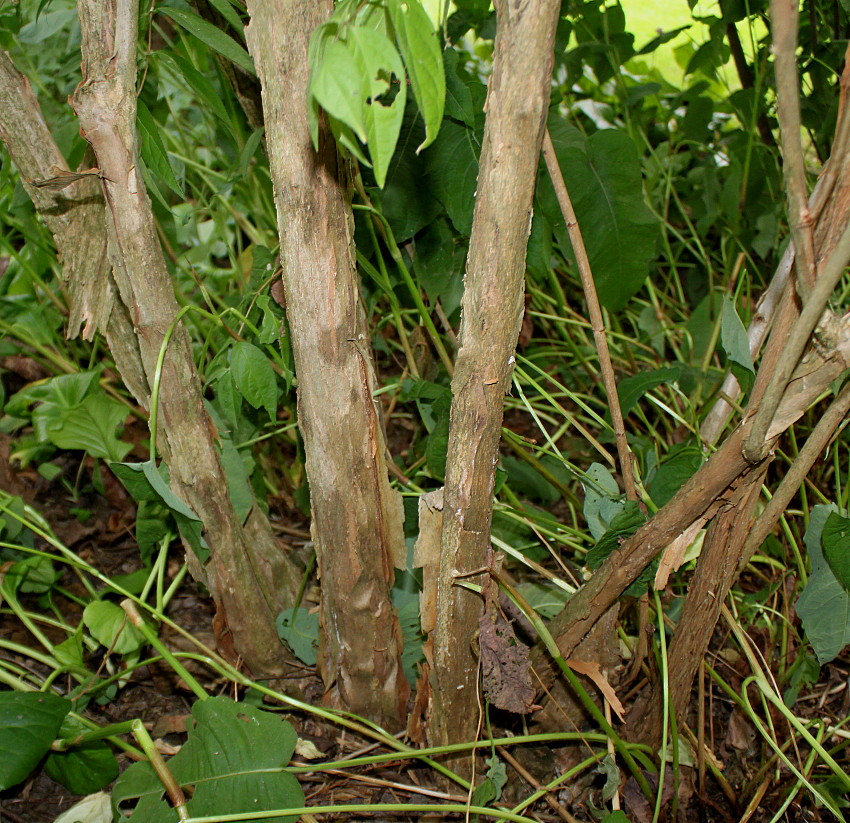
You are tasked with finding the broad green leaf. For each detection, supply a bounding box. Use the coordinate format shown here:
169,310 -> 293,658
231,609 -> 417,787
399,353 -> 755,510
442,47 -> 475,127
636,25 -> 690,55
4,556 -> 58,594
45,741 -> 118,795
822,512 -> 850,592
423,117 -> 481,235
586,502 -> 647,569
648,446 -> 702,509
601,812 -> 631,823
276,607 -> 319,666
83,600 -> 146,655
376,105 -> 442,242
54,631 -> 84,671
0,692 -> 71,790
137,100 -> 183,197
516,581 -> 570,619
110,461 -> 161,503
582,462 -> 623,540
8,370 -> 97,419
617,367 -> 681,417
387,0 -> 445,150
540,119 -> 659,310
720,296 -> 753,372
248,245 -> 276,292
229,341 -> 278,420
256,296 -> 282,345
412,217 -> 465,313
425,393 -> 451,480
37,394 -> 132,462
158,7 -> 254,76
502,456 -> 559,504
311,26 -> 407,187
18,7 -> 75,43
113,696 -> 304,823
797,505 -> 850,664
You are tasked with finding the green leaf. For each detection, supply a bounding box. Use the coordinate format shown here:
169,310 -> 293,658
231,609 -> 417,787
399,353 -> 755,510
797,505 -> 850,664
45,741 -> 118,795
648,446 -> 703,509
720,296 -> 754,374
581,462 -> 623,541
0,692 -> 71,790
310,26 -> 407,187
540,119 -> 659,310
141,461 -> 201,523
586,502 -> 647,569
113,696 -> 303,823
229,341 -> 278,420
822,512 -> 850,592
617,367 -> 681,417
137,100 -> 183,198
219,438 -> 253,524
387,0 -> 445,150
636,26 -> 690,55
423,117 -> 481,235
157,52 -> 233,131
276,607 -> 319,666
4,556 -> 58,594
502,455 -> 559,504
238,126 -> 264,180
601,812 -> 631,823
205,0 -> 244,35
425,393 -> 451,480
83,600 -> 146,655
111,460 -> 207,564
54,631 -> 84,671
158,7 -> 254,76
516,581 -> 570,619
392,587 -> 425,684
53,793 -> 112,823
37,393 -> 132,462
442,47 -> 475,127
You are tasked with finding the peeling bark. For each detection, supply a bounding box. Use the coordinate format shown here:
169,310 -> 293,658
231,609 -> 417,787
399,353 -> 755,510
244,0 -> 409,728
429,0 -> 561,751
0,50 -> 147,404
69,0 -> 300,679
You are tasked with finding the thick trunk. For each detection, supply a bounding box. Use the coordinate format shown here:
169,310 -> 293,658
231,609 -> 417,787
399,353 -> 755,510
245,0 -> 409,729
429,0 -> 561,751
69,0 -> 300,679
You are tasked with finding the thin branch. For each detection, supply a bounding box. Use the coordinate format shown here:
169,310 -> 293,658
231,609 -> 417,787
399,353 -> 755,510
743,216 -> 850,461
541,128 -> 637,502
771,0 -> 817,299
740,376 -> 850,568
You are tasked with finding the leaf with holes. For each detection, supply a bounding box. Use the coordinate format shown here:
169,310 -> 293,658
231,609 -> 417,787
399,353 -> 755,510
112,696 -> 304,823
